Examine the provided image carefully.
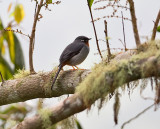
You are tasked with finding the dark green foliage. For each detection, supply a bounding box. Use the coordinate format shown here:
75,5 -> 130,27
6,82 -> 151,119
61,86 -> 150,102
46,0 -> 52,4
0,104 -> 31,128
157,25 -> 160,32
87,0 -> 94,7
14,34 -> 25,72
75,119 -> 83,129
0,18 -> 25,81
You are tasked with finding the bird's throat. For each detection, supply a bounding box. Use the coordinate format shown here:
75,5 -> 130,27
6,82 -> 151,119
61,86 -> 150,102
86,42 -> 89,47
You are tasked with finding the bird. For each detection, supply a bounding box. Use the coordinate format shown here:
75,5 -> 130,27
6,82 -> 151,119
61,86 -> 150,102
51,36 -> 91,90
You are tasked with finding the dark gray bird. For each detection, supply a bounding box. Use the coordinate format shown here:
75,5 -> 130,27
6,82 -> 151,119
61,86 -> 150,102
51,36 -> 91,90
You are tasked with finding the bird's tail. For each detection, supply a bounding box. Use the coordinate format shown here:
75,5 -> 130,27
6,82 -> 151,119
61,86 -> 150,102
51,65 -> 62,90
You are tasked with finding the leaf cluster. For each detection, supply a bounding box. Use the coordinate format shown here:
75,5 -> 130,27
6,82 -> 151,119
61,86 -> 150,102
0,3 -> 25,81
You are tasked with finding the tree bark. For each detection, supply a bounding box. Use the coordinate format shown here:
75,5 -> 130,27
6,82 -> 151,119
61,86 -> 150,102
0,70 -> 90,106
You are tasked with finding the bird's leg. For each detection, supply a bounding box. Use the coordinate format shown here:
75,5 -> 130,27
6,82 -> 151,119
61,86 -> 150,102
74,66 -> 79,69
72,66 -> 77,70
74,66 -> 85,70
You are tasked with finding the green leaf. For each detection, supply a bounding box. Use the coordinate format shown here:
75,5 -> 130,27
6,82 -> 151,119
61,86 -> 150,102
0,55 -> 14,81
0,18 -> 5,54
0,36 -> 5,55
0,18 -> 4,30
1,104 -> 27,114
46,0 -> 52,4
75,119 -> 83,129
8,3 -> 12,12
14,4 -> 25,24
106,36 -> 111,40
157,25 -> 160,32
5,27 -> 15,64
88,0 -> 94,8
9,12 -> 14,18
14,34 -> 25,71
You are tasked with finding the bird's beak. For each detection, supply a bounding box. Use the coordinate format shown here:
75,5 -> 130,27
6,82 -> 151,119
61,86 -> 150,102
89,38 -> 92,40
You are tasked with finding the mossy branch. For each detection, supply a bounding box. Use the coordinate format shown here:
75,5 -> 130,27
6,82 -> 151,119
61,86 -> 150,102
0,70 -> 90,106
12,41 -> 160,129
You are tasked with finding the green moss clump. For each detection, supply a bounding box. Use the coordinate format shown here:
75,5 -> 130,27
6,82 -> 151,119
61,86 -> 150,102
13,69 -> 30,79
76,40 -> 160,106
38,108 -> 55,129
57,116 -> 76,129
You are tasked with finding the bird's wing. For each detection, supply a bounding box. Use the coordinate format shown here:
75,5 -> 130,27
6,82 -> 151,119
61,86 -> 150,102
59,42 -> 84,65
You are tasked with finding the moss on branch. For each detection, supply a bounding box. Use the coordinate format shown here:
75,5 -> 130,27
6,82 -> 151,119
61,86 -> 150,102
76,40 -> 160,105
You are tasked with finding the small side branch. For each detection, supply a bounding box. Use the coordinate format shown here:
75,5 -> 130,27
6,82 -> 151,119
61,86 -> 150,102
128,0 -> 141,47
4,29 -> 30,39
151,10 -> 160,40
87,1 -> 103,60
121,11 -> 127,51
104,20 -> 111,61
94,4 -> 129,11
29,0 -> 44,74
0,72 -> 4,84
94,15 -> 131,22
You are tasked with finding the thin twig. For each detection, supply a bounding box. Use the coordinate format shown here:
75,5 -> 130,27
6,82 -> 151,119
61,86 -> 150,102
94,15 -> 131,22
104,20 -> 111,62
0,72 -> 4,82
34,0 -> 38,16
121,11 -> 127,51
0,72 -> 4,85
94,4 -> 129,10
29,0 -> 44,74
94,0 -> 108,4
94,48 -> 137,55
121,104 -> 154,129
151,10 -> 160,40
4,29 -> 30,39
128,0 -> 141,48
32,0 -> 38,50
43,1 -> 61,6
87,1 -> 103,60
119,39 -> 125,47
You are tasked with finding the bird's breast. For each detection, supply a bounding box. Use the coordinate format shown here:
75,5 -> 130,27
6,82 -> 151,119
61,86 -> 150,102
68,45 -> 89,66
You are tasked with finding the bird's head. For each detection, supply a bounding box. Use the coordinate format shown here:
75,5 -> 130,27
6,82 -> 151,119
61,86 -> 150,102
75,36 -> 91,46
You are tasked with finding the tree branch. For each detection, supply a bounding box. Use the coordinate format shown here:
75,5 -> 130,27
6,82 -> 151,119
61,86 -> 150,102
8,41 -> 160,128
13,94 -> 86,129
128,0 -> 141,47
0,70 -> 90,106
151,10 -> 160,40
13,49 -> 160,128
29,0 -> 44,74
